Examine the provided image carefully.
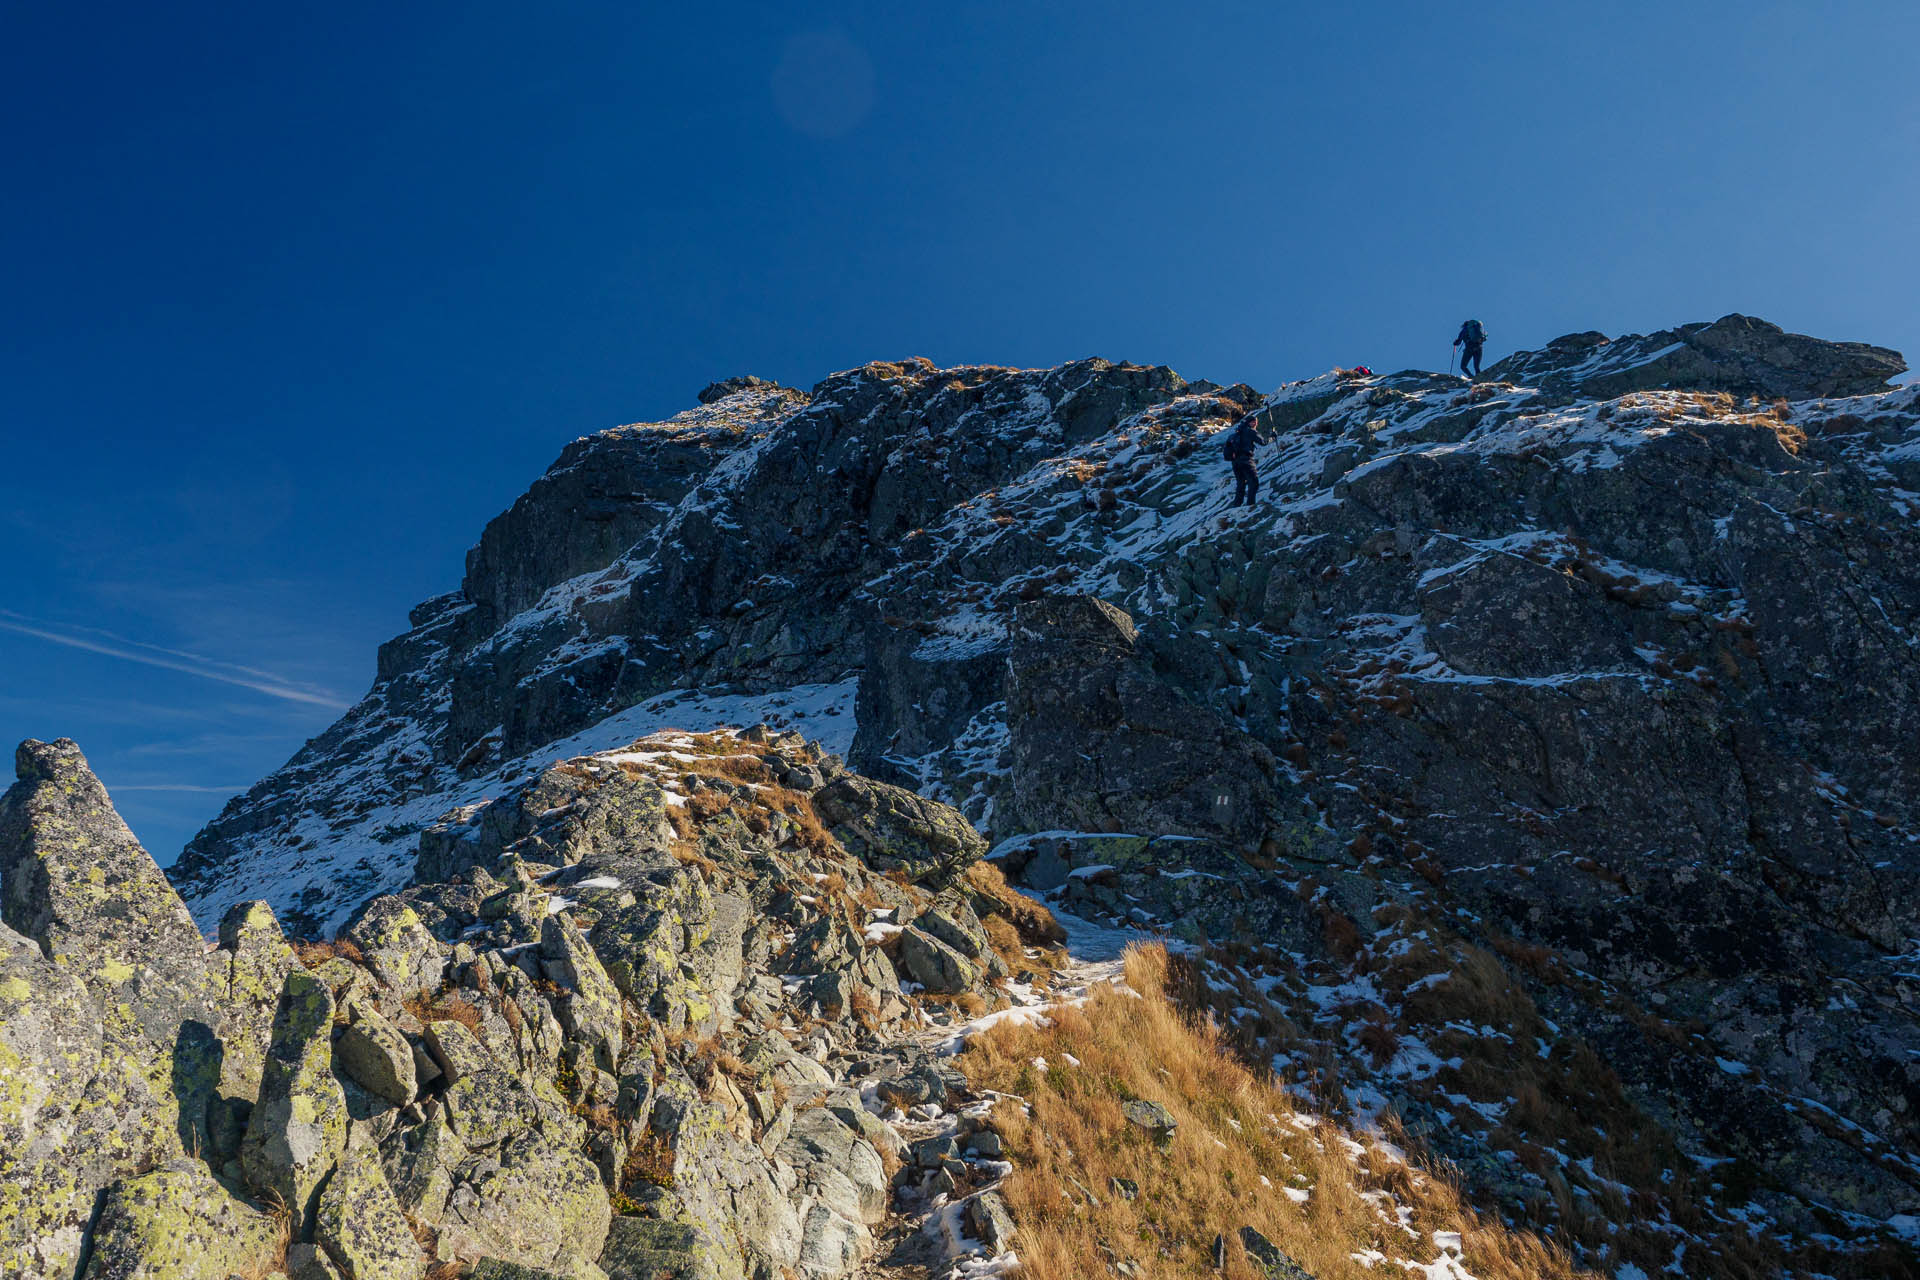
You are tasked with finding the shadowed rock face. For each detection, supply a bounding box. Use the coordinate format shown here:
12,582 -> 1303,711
997,595 -> 1295,852
1485,313 -> 1907,401
155,322 -> 1920,1270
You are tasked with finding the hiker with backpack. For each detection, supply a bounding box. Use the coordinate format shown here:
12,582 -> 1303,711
1454,319 -> 1487,379
1222,412 -> 1264,507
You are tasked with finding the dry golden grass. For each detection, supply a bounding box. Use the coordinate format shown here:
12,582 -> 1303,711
762,784 -> 839,856
917,989 -> 991,1017
1658,390 -> 1807,454
849,984 -> 881,1031
622,1130 -> 677,1191
686,788 -> 730,822
667,838 -> 719,878
403,992 -> 485,1035
965,861 -> 1070,989
965,861 -> 1067,945
961,944 -> 1591,1280
686,1035 -> 752,1084
293,936 -> 368,969
683,752 -> 774,786
981,915 -> 1029,973
237,1192 -> 294,1280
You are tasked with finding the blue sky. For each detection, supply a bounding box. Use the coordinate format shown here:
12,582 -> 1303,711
3,1 -> 1915,863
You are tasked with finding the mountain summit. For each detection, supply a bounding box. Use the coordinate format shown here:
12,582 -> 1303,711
28,315 -> 1918,1276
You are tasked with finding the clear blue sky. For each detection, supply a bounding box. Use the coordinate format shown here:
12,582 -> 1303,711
3,1 -> 1915,863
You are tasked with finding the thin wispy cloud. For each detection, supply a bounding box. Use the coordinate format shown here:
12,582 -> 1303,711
0,610 -> 352,710
112,783 -> 249,794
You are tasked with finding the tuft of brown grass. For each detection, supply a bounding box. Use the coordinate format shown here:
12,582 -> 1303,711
293,937 -> 368,969
761,784 -> 839,856
684,753 -> 774,786
406,1214 -> 442,1263
848,985 -> 880,1031
622,1130 -> 677,1190
237,1191 -> 294,1280
919,989 -> 992,1017
1355,1014 -> 1400,1069
965,861 -> 1067,945
687,1035 -> 753,1085
686,789 -> 730,822
1317,903 -> 1362,962
666,837 -> 719,878
961,944 -> 1592,1280
404,992 -> 485,1035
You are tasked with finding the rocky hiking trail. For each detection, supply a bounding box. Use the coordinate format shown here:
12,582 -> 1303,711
852,901 -> 1140,1278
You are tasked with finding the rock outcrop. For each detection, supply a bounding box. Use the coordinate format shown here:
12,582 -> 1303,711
1484,312 -> 1907,401
0,732 -> 1033,1280
1,740 -> 224,1278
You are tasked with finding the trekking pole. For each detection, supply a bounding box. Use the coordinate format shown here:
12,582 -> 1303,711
1448,347 -> 1456,375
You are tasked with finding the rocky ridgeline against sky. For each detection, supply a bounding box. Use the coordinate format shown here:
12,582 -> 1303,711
4,315 -> 1917,1278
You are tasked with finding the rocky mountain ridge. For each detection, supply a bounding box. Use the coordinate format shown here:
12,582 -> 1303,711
19,313 -> 1920,1276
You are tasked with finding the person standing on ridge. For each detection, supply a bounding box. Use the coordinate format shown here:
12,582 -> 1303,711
1454,318 -> 1488,379
1222,411 -> 1264,507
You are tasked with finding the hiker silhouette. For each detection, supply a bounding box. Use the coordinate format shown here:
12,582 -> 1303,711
1454,319 -> 1487,379
1222,415 -> 1262,507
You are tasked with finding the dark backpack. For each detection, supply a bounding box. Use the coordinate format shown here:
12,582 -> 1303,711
1222,422 -> 1254,462
1463,319 -> 1486,346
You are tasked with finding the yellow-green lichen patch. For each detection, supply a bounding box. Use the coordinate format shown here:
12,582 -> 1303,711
98,959 -> 135,985
80,1164 -> 280,1280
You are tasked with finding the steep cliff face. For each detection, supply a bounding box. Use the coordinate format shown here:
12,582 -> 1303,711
161,318 -> 1920,1271
171,360 -> 1192,934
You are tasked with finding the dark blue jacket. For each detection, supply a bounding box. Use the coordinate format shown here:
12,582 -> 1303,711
1224,419 -> 1259,463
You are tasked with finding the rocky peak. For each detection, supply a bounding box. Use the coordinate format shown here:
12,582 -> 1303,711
1,737 -> 207,978
696,373 -> 790,404
1485,311 -> 1907,400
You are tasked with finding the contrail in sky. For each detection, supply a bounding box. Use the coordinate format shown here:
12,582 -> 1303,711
0,610 -> 352,710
